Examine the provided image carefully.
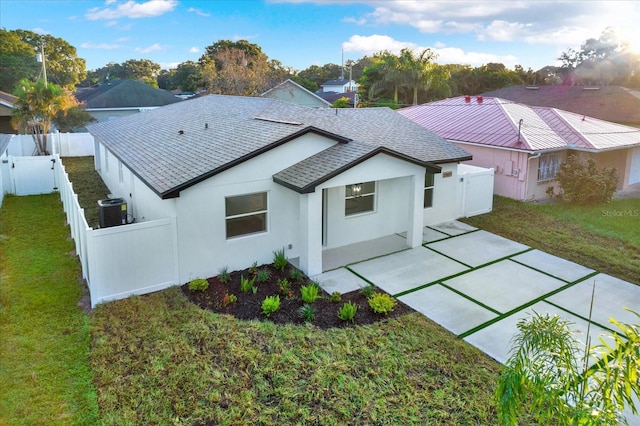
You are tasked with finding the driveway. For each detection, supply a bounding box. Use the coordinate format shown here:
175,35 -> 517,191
315,221 -> 640,423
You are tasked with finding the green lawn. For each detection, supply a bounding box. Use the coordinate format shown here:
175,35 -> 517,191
0,194 -> 99,425
462,196 -> 640,285
60,156 -> 110,229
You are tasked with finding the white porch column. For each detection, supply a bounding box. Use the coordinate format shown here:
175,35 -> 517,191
298,190 -> 323,276
406,173 -> 424,248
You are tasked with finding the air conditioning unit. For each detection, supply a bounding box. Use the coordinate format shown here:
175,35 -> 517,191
98,198 -> 127,228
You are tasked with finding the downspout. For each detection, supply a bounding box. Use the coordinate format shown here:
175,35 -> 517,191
525,152 -> 542,200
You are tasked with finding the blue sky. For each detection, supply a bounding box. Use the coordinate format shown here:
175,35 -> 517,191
2,0 -> 639,73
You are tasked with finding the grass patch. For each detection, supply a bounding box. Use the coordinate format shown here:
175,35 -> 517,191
90,288 -> 516,425
0,194 -> 99,425
462,196 -> 640,285
60,156 -> 110,228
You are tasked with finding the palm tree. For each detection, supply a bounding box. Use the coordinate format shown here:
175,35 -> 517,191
11,78 -> 76,155
367,50 -> 404,104
398,48 -> 449,105
496,310 -> 640,425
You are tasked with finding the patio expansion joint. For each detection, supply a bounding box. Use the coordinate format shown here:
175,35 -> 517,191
424,225 -> 480,239
458,272 -> 600,339
541,299 -> 618,336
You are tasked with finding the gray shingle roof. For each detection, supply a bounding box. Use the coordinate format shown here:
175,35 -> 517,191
75,79 -> 182,109
88,94 -> 470,198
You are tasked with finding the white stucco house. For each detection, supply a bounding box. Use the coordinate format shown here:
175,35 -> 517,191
88,95 -> 490,282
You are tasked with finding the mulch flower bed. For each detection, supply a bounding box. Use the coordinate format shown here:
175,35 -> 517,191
181,263 -> 414,329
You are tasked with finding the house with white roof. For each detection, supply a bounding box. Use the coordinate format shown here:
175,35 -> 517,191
88,95 -> 491,282
400,96 -> 640,201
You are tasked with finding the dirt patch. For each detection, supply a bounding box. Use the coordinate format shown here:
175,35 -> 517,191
181,264 -> 414,329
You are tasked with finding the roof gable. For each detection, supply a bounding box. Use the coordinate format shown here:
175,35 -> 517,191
261,79 -> 331,107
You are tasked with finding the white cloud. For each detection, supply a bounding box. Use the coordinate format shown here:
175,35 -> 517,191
135,43 -> 165,53
342,34 -> 519,67
478,20 -> 531,42
343,16 -> 366,25
80,42 -> 121,50
86,0 -> 178,20
342,34 -> 418,56
31,27 -> 50,35
160,61 -> 180,70
187,7 -> 210,17
188,47 -> 199,53
232,34 -> 259,41
104,20 -> 118,27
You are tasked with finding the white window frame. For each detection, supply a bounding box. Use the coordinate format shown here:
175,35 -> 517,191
424,172 -> 435,209
345,181 -> 376,216
225,192 -> 268,239
538,152 -> 562,182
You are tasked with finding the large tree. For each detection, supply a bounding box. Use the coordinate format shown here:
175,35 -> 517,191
11,79 -> 77,155
559,27 -> 640,86
199,40 -> 273,95
10,29 -> 86,89
0,29 -> 39,92
398,48 -> 449,105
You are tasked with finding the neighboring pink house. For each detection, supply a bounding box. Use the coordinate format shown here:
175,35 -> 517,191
400,96 -> 640,201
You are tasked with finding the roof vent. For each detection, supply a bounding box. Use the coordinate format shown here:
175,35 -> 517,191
178,130 -> 184,135
476,96 -> 483,104
464,95 -> 471,103
525,86 -> 539,90
205,123 -> 208,129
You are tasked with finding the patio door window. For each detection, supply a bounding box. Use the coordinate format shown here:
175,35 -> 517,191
424,172 -> 435,208
345,181 -> 375,216
225,192 -> 268,238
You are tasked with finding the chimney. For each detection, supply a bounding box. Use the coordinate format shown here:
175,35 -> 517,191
477,96 -> 483,104
464,95 -> 471,103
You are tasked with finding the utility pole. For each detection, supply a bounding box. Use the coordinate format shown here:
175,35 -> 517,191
37,39 -> 47,85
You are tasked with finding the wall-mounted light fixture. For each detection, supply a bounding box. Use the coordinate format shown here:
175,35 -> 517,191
351,183 -> 362,197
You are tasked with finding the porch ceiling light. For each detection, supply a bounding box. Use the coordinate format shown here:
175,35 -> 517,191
352,183 -> 362,197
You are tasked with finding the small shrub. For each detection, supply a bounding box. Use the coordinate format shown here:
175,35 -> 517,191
330,291 -> 342,302
188,278 -> 209,292
222,293 -> 237,306
277,278 -> 293,298
273,247 -> 287,272
218,266 -> 230,284
301,283 -> 321,304
256,268 -> 271,283
298,304 -> 315,323
289,268 -> 304,281
248,261 -> 258,276
240,275 -> 256,293
359,283 -> 375,298
368,293 -> 397,314
261,295 -> 280,317
338,301 -> 357,322
545,186 -> 555,198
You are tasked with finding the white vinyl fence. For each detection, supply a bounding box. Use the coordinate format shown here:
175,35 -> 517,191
457,164 -> 495,217
0,152 -> 180,307
6,132 -> 95,157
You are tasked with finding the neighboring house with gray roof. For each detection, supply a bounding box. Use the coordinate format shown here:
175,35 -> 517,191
261,79 -> 331,108
74,79 -> 182,123
88,94 -> 489,280
400,96 -> 640,201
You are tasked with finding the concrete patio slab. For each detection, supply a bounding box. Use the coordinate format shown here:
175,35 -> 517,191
429,220 -> 477,236
442,260 -> 566,313
313,268 -> 370,295
511,250 -> 595,283
546,274 -> 640,329
426,230 -> 530,267
322,234 -> 408,272
349,247 -> 469,295
464,301 -> 613,364
398,284 -> 498,335
399,227 -> 449,243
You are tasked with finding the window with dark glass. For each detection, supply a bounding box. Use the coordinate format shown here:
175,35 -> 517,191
345,181 -> 375,216
424,172 -> 435,208
225,192 -> 267,238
